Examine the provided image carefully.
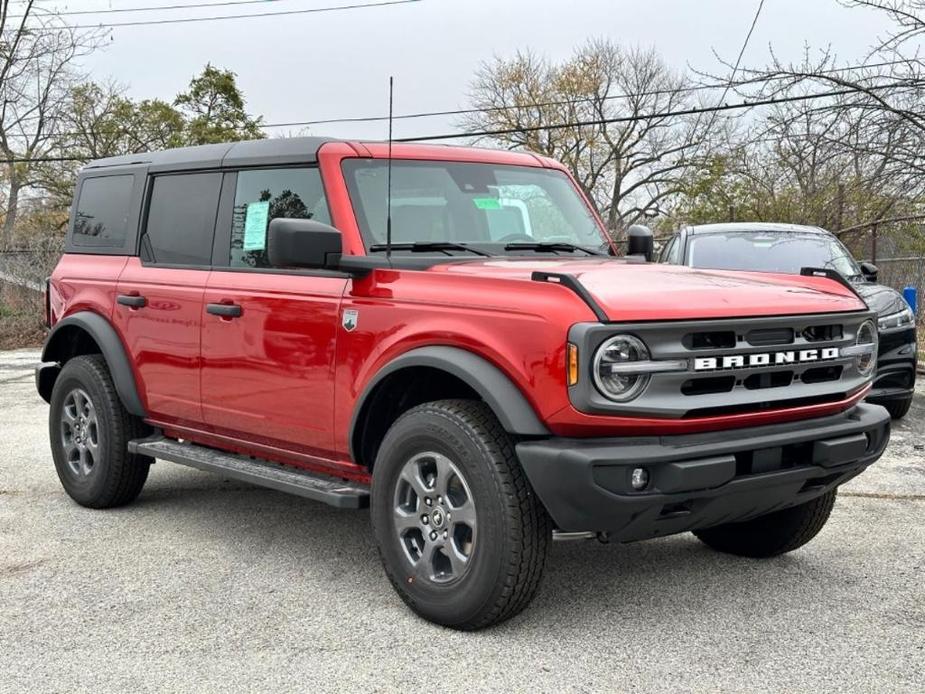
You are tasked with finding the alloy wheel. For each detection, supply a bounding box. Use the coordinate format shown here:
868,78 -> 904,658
60,388 -> 100,477
393,451 -> 477,583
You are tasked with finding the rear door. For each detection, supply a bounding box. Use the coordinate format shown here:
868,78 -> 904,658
200,166 -> 347,457
114,171 -> 221,426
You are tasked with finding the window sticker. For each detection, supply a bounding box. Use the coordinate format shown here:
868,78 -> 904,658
243,200 -> 271,251
473,197 -> 502,210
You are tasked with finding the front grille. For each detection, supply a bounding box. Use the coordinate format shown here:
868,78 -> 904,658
803,324 -> 843,342
681,375 -> 735,396
685,330 -> 736,350
746,327 -> 794,346
802,365 -> 843,384
568,311 -> 876,419
743,370 -> 793,390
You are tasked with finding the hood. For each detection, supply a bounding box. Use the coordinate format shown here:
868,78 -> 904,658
431,258 -> 867,322
851,280 -> 907,316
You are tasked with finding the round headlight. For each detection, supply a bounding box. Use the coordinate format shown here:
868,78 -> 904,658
593,334 -> 651,402
855,320 -> 878,376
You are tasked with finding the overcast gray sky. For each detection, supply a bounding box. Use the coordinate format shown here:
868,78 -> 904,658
72,0 -> 896,141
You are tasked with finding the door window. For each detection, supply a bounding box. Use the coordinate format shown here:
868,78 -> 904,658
144,172 -> 222,265
225,168 -> 331,268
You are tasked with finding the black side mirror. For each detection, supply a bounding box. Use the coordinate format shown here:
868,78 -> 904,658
626,225 -> 654,262
859,261 -> 878,283
267,218 -> 342,270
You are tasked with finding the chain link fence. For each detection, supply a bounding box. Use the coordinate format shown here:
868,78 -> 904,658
866,256 -> 924,366
0,242 -> 62,348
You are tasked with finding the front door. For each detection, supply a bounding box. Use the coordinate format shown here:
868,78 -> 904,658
200,166 -> 346,457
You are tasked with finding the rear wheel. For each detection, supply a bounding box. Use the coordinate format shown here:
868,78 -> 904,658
371,400 -> 550,630
693,489 -> 837,558
49,355 -> 152,508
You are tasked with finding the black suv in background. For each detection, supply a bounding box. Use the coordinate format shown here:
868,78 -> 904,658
659,222 -> 917,419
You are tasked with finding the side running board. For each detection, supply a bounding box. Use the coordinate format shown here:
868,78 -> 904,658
128,435 -> 369,509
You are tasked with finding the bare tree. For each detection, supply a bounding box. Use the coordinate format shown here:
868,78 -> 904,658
684,1 -> 925,254
461,39 -> 721,233
668,72 -> 925,254
0,3 -> 102,241
37,80 -> 187,212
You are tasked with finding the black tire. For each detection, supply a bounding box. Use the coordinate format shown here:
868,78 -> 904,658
49,354 -> 152,508
881,397 -> 912,420
371,399 -> 551,630
693,489 -> 837,558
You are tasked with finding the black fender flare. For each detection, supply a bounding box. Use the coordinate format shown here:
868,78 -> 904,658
350,346 -> 549,460
39,311 -> 146,417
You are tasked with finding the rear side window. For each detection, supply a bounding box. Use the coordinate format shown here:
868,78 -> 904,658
144,173 -> 222,265
72,175 -> 135,248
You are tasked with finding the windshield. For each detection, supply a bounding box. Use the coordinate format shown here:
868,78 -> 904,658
687,230 -> 862,278
342,159 -> 609,255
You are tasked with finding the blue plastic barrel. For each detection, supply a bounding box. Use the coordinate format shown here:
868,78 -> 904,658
903,286 -> 918,314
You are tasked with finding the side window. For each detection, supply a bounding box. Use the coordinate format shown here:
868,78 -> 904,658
227,167 -> 330,268
144,172 -> 222,265
72,175 -> 135,248
661,235 -> 680,264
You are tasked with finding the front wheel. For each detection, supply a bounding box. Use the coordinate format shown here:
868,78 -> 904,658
371,400 -> 550,630
693,489 -> 837,558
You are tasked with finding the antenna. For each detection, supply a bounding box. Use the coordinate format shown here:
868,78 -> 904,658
386,75 -> 394,261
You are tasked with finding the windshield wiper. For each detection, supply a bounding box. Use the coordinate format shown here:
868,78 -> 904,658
368,242 -> 494,257
504,241 -> 605,256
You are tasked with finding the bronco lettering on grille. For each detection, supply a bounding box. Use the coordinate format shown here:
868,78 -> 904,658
693,347 -> 840,372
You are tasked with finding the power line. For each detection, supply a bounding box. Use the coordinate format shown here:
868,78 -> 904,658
0,81 -> 918,164
35,0 -> 422,29
255,57 -> 916,129
4,58 -> 919,141
717,0 -> 766,108
687,0 -> 765,164
7,0 -> 288,19
395,81 -> 923,142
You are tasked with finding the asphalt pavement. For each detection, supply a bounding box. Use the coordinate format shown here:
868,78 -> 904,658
1,348 -> 923,693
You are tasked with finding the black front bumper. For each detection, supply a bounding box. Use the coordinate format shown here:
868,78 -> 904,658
516,403 -> 890,540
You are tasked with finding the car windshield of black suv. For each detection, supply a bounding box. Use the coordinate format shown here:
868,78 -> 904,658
687,230 -> 863,278
342,159 -> 610,256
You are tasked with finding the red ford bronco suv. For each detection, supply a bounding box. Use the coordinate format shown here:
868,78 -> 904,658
37,137 -> 890,630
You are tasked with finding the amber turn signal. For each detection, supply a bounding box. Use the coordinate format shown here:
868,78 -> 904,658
567,343 -> 579,386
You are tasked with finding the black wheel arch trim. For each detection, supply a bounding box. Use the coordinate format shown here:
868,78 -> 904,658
349,345 -> 549,462
38,311 -> 147,417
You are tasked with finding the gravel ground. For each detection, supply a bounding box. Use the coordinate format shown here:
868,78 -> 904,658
1,348 -> 923,693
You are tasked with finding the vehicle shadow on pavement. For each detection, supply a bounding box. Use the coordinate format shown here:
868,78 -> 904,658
131,464 -> 833,633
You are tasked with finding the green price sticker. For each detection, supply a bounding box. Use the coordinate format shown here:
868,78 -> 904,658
473,197 -> 502,210
243,201 -> 271,251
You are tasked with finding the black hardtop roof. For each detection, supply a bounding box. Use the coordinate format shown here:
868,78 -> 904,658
82,136 -> 338,172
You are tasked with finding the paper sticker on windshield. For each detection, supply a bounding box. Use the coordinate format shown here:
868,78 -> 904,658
473,197 -> 501,210
243,201 -> 271,251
